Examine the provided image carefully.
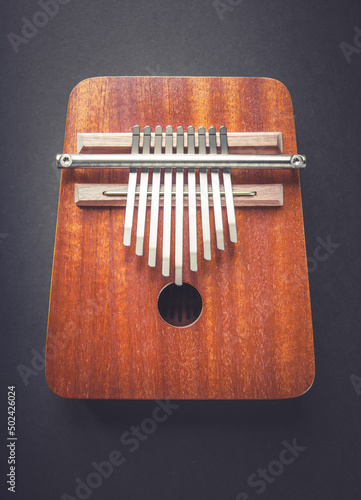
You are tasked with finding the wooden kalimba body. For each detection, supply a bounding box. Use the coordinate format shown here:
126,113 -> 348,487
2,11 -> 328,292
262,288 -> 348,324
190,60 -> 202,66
46,77 -> 314,399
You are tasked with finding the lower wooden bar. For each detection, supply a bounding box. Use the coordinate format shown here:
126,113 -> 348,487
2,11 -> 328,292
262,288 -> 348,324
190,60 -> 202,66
75,183 -> 283,207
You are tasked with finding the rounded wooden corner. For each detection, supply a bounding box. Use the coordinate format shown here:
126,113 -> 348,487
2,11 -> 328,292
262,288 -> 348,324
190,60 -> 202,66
289,369 -> 315,399
45,366 -> 74,399
259,77 -> 295,112
261,76 -> 293,96
69,76 -> 98,94
68,76 -> 124,105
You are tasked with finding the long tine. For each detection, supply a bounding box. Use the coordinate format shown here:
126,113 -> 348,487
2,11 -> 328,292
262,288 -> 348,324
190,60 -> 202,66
175,126 -> 184,286
187,126 -> 197,272
220,126 -> 237,243
136,126 -> 151,256
162,125 -> 173,277
209,126 -> 224,250
123,125 -> 140,246
198,126 -> 211,260
148,126 -> 162,267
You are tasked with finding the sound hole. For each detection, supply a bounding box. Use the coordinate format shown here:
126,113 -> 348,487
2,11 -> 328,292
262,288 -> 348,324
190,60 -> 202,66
157,283 -> 203,327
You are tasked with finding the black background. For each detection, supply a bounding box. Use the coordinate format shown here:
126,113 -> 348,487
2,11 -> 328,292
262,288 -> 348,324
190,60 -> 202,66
1,1 -> 361,499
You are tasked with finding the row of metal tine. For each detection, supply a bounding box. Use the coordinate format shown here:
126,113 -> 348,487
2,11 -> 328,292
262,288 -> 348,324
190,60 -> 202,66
123,125 -> 237,285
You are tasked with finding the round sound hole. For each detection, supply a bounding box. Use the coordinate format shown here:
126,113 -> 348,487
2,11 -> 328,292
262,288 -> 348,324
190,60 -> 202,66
157,283 -> 203,327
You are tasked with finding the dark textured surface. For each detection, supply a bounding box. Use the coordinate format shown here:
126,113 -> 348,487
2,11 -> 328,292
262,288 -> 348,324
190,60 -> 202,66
0,0 -> 360,499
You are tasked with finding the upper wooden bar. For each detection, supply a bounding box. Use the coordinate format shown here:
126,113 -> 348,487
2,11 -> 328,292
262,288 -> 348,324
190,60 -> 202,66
77,131 -> 283,154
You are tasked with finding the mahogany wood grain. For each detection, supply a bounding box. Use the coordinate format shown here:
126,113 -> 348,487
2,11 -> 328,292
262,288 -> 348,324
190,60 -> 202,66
46,77 -> 314,399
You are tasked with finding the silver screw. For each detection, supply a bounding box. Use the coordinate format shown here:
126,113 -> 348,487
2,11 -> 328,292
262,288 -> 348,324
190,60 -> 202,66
60,154 -> 72,168
291,155 -> 304,168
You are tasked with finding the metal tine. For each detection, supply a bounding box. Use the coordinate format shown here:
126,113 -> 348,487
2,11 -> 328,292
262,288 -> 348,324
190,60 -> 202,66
175,126 -> 184,286
162,125 -> 173,277
123,125 -> 140,246
209,127 -> 225,250
187,126 -> 198,272
135,126 -> 151,256
198,127 -> 211,260
148,126 -> 162,267
220,126 -> 237,243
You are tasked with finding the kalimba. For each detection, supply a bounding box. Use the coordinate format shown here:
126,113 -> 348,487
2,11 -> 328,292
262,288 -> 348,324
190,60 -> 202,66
46,77 -> 315,399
